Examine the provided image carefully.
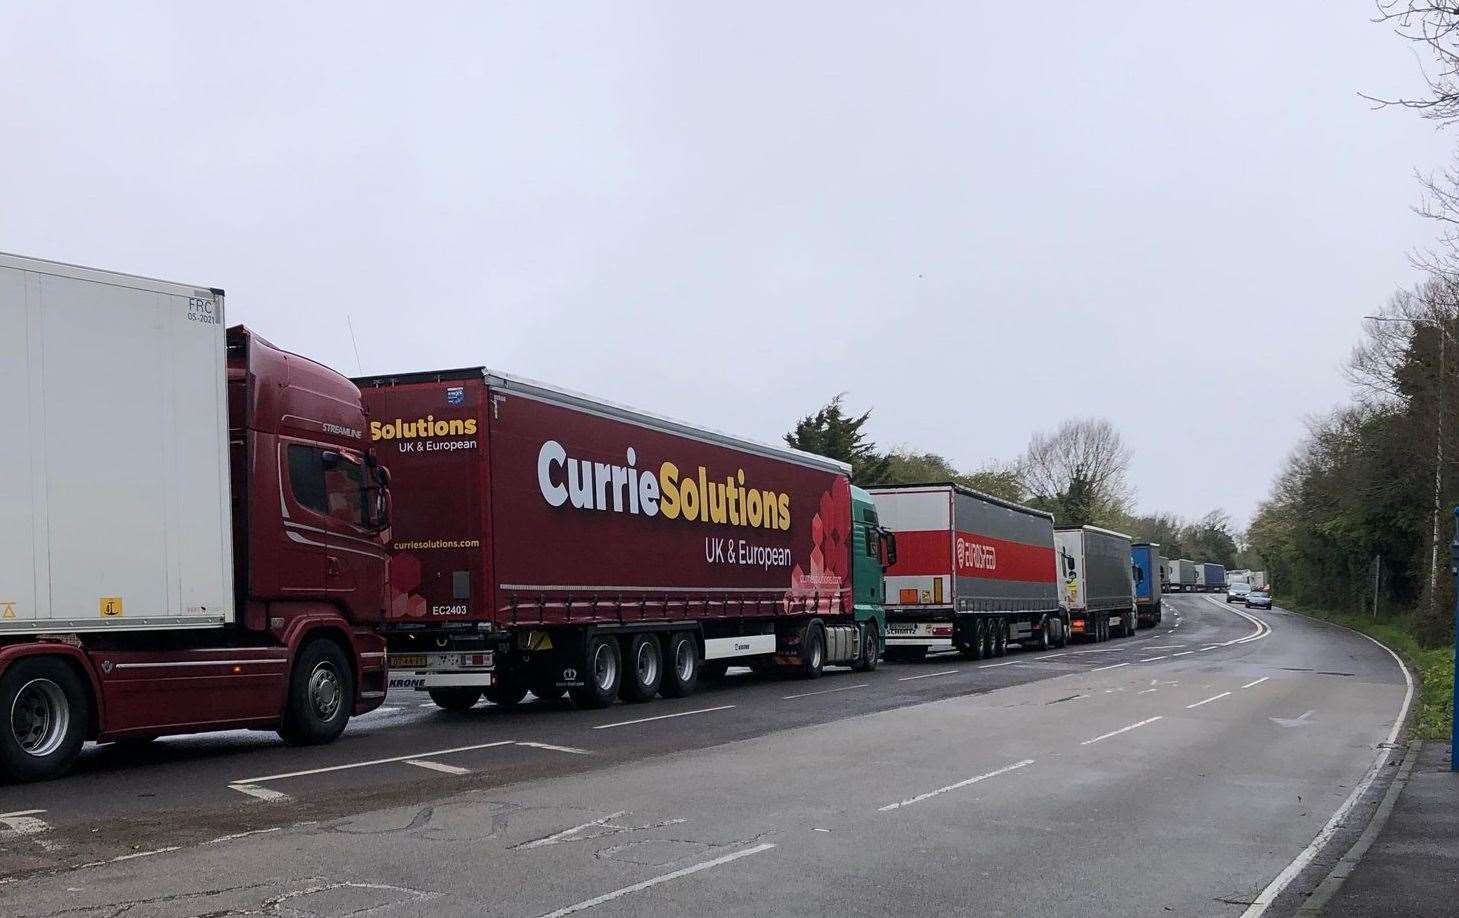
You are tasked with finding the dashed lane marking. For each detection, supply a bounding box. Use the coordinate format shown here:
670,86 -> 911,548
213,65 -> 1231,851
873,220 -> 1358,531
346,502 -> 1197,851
229,784 -> 292,803
897,669 -> 960,682
516,742 -> 592,755
1186,692 -> 1232,709
1091,662 -> 1130,672
1242,677 -> 1270,689
977,660 -> 1020,669
1172,651 -> 1194,657
783,683 -> 869,700
406,759 -> 470,775
535,842 -> 777,918
1137,688 -> 1158,694
877,759 -> 1035,812
593,705 -> 735,730
1140,656 -> 1167,662
1080,716 -> 1163,746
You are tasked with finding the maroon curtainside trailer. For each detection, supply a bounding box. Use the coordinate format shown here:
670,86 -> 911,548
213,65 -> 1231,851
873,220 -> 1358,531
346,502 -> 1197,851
357,368 -> 890,711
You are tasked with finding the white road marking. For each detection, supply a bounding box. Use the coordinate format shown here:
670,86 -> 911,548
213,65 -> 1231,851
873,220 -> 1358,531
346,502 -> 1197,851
977,660 -> 1020,669
783,683 -> 869,699
419,702 -> 436,708
229,784 -> 292,803
897,669 -> 960,682
1240,627 -> 1414,917
406,759 -> 471,775
1172,651 -> 1194,657
1199,644 -> 1221,651
1091,662 -> 1129,672
1147,644 -> 1185,650
206,828 -> 281,845
593,705 -> 735,730
1137,688 -> 1158,694
518,811 -> 628,849
1080,716 -> 1163,746
0,810 -> 57,851
1140,656 -> 1167,662
233,741 -> 516,784
1034,654 -> 1062,660
535,842 -> 777,917
1242,677 -> 1270,689
1186,692 -> 1232,709
103,846 -> 181,864
516,742 -> 592,755
877,759 -> 1035,812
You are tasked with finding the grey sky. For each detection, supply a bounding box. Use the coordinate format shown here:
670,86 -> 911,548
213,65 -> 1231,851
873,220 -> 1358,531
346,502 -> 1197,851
0,2 -> 1449,528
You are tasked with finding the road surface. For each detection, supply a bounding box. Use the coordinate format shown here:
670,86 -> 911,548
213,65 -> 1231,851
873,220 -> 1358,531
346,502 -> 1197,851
0,594 -> 1411,917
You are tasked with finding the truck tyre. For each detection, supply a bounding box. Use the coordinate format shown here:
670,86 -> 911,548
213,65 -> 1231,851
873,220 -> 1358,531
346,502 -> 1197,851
961,621 -> 983,660
1053,616 -> 1068,648
621,634 -> 664,703
0,657 -> 89,782
659,633 -> 700,698
486,681 -> 528,707
1034,617 -> 1052,651
981,619 -> 996,658
798,623 -> 825,679
279,639 -> 354,746
851,623 -> 880,672
428,688 -> 482,712
570,636 -> 622,709
993,619 -> 1007,657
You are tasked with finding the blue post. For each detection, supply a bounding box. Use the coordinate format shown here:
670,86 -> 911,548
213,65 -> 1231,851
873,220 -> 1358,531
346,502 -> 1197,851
1452,507 -> 1459,772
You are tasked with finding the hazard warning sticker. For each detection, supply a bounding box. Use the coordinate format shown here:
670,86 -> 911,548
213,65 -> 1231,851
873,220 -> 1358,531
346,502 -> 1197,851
99,597 -> 124,617
0,601 -> 14,620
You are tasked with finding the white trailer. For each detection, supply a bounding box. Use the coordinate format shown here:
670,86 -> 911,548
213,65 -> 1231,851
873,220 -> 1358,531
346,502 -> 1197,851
1054,526 -> 1137,641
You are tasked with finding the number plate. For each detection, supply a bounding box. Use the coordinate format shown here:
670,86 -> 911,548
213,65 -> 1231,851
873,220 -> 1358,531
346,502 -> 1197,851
886,624 -> 918,635
391,654 -> 428,669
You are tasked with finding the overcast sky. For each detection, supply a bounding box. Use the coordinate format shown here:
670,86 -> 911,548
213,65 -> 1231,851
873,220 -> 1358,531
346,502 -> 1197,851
1,2 -> 1450,527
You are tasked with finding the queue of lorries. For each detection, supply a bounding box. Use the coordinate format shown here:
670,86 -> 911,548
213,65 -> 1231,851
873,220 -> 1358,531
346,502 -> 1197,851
0,254 -> 1220,781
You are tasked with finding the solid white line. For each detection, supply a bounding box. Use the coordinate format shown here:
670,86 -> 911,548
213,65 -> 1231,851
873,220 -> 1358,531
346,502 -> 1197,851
1140,656 -> 1167,662
1242,677 -> 1270,689
110,846 -> 181,862
515,741 -> 592,755
783,683 -> 869,700
1091,662 -> 1129,672
1239,625 -> 1415,917
1199,644 -> 1221,651
877,759 -> 1035,811
1171,651 -> 1194,657
1186,692 -> 1232,709
228,784 -> 292,802
406,759 -> 470,775
897,669 -> 960,682
535,842 -> 777,917
977,660 -> 1020,668
206,828 -> 281,845
233,740 -> 516,784
593,705 -> 735,730
1080,716 -> 1163,746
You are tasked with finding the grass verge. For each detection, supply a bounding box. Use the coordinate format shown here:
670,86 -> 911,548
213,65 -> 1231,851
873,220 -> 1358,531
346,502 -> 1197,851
1281,601 -> 1453,742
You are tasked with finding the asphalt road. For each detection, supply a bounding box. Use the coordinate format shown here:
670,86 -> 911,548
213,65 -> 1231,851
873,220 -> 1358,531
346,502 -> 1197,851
0,594 -> 1411,917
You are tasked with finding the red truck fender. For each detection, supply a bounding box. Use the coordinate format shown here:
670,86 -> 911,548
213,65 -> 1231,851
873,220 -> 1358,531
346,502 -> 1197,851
274,609 -> 388,715
0,642 -> 106,739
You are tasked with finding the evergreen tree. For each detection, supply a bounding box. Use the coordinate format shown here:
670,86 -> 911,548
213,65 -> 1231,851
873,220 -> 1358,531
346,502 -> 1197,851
784,395 -> 892,485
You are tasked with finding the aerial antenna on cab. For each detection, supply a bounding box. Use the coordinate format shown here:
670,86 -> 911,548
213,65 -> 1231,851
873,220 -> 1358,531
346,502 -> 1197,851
346,315 -> 363,374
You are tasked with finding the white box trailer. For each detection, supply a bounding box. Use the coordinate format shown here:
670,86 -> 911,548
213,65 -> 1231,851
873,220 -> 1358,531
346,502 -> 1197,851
1169,559 -> 1198,592
0,254 -> 235,634
1054,525 -> 1136,641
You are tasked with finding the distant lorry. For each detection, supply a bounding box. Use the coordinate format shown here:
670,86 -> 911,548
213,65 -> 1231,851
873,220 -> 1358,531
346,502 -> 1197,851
1055,526 -> 1137,640
1228,570 -> 1252,586
1249,571 -> 1268,590
1168,559 -> 1198,592
356,367 -> 889,710
1197,563 -> 1226,592
0,254 -> 391,781
870,484 -> 1066,660
1130,543 -> 1164,627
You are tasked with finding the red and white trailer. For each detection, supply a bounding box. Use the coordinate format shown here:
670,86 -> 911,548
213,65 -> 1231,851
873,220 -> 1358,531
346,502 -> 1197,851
0,253 -> 391,781
868,483 -> 1066,660
356,368 -> 890,710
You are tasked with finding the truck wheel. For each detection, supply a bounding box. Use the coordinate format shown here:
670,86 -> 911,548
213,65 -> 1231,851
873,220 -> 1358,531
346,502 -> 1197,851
621,635 -> 664,703
486,681 -> 529,707
981,620 -> 996,658
0,658 -> 88,782
993,619 -> 1008,657
1034,618 -> 1052,651
279,639 -> 354,746
798,624 -> 825,679
428,688 -> 482,712
659,633 -> 700,698
570,636 -> 622,709
851,623 -> 880,672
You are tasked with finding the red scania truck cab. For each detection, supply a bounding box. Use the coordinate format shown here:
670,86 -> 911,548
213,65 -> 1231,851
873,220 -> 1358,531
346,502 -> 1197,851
0,253 -> 390,781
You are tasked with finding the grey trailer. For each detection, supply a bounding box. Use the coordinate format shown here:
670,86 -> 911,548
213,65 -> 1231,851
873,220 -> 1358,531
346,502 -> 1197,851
1054,525 -> 1137,641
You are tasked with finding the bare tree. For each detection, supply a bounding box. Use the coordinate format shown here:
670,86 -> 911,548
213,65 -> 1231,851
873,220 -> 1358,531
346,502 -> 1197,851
1018,418 -> 1133,525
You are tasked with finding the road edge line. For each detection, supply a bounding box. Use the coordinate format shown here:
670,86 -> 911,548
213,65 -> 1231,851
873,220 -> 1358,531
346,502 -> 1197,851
1295,739 -> 1422,915
1237,618 -> 1415,918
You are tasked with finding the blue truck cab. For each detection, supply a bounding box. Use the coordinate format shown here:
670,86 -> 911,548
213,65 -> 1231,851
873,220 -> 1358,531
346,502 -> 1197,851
1130,542 -> 1163,627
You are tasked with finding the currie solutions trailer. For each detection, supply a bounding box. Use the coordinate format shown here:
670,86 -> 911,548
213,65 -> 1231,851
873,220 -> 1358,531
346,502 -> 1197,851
869,484 -> 1066,659
1054,526 -> 1137,641
1130,542 -> 1164,627
0,254 -> 391,781
356,368 -> 891,710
